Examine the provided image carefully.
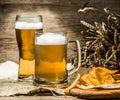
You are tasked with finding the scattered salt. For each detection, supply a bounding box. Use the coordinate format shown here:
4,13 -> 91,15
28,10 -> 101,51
0,61 -> 18,80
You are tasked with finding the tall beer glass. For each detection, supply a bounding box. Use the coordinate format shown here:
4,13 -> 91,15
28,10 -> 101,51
34,32 -> 81,88
15,15 -> 43,81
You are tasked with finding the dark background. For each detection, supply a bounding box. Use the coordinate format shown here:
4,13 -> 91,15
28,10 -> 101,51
0,0 -> 120,63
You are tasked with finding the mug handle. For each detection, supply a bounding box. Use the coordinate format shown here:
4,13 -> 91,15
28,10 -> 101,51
67,40 -> 81,75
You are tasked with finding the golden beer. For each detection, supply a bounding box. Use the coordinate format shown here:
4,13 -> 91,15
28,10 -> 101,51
15,15 -> 43,80
35,32 -> 68,86
16,29 -> 42,77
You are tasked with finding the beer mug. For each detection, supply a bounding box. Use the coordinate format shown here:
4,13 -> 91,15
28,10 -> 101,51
34,32 -> 81,88
15,15 -> 43,81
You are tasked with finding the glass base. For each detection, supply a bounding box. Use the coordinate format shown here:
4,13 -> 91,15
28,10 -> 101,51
18,75 -> 34,82
33,79 -> 68,88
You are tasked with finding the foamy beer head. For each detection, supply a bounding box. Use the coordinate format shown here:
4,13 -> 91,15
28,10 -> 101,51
36,32 -> 67,45
15,21 -> 43,29
15,15 -> 43,29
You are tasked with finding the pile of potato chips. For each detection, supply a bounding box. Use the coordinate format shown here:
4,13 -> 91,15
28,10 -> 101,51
64,67 -> 120,94
80,67 -> 120,86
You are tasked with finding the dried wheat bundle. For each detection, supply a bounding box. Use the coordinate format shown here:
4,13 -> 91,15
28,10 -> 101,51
80,8 -> 120,69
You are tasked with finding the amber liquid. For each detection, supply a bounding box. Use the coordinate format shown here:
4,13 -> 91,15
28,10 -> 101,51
16,29 -> 42,80
35,44 -> 68,84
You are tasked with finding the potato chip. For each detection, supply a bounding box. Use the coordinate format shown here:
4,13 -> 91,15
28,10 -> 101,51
87,74 -> 100,86
96,67 -> 118,74
81,68 -> 100,86
95,67 -> 115,84
89,67 -> 96,78
115,80 -> 120,83
113,74 -> 120,80
80,74 -> 94,86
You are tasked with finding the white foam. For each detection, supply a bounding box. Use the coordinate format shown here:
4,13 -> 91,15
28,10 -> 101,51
15,21 -> 43,29
36,32 -> 67,45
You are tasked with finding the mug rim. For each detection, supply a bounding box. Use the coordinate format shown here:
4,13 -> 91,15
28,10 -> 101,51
42,31 -> 67,35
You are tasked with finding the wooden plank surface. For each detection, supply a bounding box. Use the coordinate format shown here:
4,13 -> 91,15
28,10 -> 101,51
70,88 -> 120,99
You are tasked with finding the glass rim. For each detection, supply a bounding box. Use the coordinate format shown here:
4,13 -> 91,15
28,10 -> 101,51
42,31 -> 67,35
16,14 -> 43,23
16,14 -> 42,18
